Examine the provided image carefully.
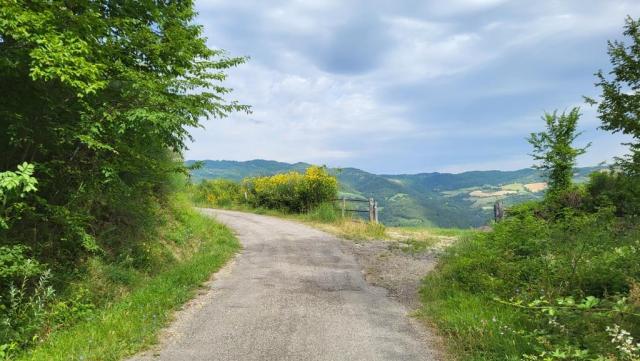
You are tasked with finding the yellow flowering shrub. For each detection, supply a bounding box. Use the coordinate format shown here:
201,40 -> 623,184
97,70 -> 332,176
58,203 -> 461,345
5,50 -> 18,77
243,166 -> 338,212
193,179 -> 242,207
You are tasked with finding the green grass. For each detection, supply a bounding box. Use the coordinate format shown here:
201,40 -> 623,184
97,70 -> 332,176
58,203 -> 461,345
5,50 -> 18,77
417,208 -> 640,360
418,280 -> 532,360
417,232 -> 536,360
16,204 -> 239,361
317,219 -> 387,240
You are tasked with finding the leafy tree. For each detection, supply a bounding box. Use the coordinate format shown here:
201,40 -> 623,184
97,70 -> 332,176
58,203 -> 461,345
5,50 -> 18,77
0,0 -> 248,354
586,16 -> 640,175
527,108 -> 589,194
0,1 -> 248,264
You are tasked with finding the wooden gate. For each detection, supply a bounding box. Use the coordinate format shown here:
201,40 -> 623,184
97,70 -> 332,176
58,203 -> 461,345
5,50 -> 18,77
335,197 -> 379,223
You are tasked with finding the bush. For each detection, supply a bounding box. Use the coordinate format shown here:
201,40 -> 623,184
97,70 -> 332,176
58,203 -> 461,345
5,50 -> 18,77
422,190 -> 640,359
243,166 -> 338,213
192,179 -> 243,208
586,171 -> 640,217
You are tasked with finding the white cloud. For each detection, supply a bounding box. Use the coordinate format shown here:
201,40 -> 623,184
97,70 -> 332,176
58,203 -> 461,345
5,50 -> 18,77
424,0 -> 511,16
187,0 -> 639,173
188,58 -> 413,165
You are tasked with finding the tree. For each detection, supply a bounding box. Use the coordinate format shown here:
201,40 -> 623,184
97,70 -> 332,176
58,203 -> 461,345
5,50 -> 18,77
0,1 -> 248,263
528,108 -> 590,194
586,16 -> 640,175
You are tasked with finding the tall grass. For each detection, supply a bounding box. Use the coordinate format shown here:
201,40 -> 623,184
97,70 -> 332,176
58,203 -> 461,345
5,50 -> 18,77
418,234 -> 535,360
325,219 -> 387,240
302,202 -> 340,223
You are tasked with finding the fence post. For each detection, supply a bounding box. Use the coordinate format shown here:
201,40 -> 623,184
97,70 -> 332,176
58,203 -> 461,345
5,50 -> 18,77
368,198 -> 374,222
494,200 -> 504,222
373,200 -> 379,224
342,196 -> 346,219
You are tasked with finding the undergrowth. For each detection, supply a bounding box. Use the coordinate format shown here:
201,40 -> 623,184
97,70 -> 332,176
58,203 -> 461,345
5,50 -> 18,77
3,193 -> 239,360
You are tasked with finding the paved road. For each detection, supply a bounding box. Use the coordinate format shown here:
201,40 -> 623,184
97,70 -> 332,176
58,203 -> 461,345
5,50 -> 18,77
130,209 -> 439,361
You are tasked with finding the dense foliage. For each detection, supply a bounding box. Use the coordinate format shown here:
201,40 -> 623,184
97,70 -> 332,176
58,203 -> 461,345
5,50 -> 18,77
587,16 -> 640,176
0,0 -> 245,356
193,166 -> 339,213
243,166 -> 338,212
423,197 -> 639,359
192,179 -> 243,208
421,17 -> 640,361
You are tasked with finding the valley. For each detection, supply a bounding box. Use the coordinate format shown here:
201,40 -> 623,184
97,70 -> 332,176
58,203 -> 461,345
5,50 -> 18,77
188,159 -> 602,228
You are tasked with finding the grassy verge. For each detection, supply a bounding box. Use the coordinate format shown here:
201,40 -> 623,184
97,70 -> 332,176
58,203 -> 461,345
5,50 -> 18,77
418,285 -> 531,361
305,218 -> 387,240
15,197 -> 239,361
417,211 -> 640,360
418,236 -> 534,360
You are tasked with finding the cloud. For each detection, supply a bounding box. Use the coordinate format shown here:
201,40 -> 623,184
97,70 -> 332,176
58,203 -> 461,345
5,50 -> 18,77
187,0 -> 640,173
311,14 -> 392,74
424,0 -> 510,17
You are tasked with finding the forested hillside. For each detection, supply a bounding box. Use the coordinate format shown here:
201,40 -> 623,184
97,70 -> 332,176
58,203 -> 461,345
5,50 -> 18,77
189,159 -> 602,227
0,2 -> 245,358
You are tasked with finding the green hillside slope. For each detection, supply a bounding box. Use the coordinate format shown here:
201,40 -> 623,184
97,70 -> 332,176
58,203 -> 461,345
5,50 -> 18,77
188,160 -> 603,228
187,159 -> 309,181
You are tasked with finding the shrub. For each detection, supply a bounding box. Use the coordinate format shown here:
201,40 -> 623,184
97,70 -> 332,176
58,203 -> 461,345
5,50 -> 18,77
192,179 -> 243,208
243,166 -> 338,213
1,270 -> 54,355
0,163 -> 38,231
586,171 -> 640,217
423,196 -> 640,359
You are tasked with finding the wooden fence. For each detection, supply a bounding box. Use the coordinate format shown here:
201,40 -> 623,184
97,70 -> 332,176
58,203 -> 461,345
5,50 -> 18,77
334,197 -> 379,223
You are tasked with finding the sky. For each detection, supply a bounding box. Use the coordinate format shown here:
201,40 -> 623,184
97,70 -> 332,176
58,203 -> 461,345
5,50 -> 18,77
185,0 -> 640,174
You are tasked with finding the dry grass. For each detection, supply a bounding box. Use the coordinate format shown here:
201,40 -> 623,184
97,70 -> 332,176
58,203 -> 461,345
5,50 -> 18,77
311,219 -> 386,240
309,219 -> 477,257
524,182 -> 547,192
469,190 -> 518,198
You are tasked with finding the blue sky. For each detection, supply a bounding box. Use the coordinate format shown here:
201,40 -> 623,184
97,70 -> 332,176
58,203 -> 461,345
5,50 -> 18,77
185,0 -> 639,174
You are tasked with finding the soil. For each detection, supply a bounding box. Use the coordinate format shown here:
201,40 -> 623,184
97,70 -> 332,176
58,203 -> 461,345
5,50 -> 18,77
342,237 -> 449,311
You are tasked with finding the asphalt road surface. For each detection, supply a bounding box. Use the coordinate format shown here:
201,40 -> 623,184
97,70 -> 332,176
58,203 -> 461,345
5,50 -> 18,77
129,209 -> 439,361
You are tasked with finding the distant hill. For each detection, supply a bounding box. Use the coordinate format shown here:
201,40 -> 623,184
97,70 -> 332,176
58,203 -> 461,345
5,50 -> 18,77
187,159 -> 603,228
186,159 -> 309,181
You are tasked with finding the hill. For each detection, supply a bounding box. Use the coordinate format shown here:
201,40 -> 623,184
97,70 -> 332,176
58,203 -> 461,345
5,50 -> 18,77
187,159 -> 602,228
